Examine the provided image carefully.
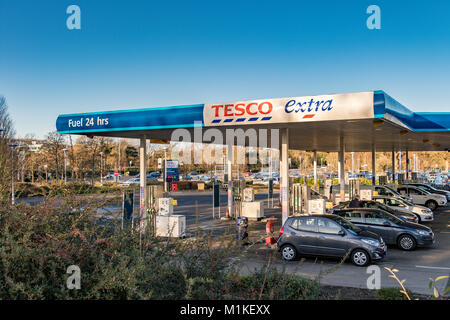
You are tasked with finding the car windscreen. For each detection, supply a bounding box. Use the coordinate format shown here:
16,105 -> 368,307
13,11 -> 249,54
415,186 -> 431,194
384,185 -> 401,196
333,216 -> 362,235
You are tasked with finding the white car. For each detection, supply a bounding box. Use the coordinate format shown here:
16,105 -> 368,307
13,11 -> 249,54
403,183 -> 450,202
374,185 -> 413,203
119,177 -> 140,186
373,195 -> 434,222
397,185 -> 447,211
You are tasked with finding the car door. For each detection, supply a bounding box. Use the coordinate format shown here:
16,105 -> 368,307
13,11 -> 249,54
315,217 -> 349,257
340,210 -> 366,228
407,187 -> 426,205
288,217 -> 319,254
362,211 -> 395,244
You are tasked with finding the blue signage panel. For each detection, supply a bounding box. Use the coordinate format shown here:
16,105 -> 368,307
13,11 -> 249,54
56,104 -> 204,134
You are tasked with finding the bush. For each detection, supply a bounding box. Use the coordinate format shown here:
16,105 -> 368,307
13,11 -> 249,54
376,287 -> 414,300
0,192 -> 317,300
225,267 -> 319,300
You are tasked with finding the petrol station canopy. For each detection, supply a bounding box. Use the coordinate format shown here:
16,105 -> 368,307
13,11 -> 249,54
56,90 -> 450,152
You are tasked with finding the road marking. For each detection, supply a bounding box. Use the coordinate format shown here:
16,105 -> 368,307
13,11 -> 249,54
415,265 -> 450,270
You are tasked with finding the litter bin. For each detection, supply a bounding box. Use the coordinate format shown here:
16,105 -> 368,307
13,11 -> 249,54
235,216 -> 248,243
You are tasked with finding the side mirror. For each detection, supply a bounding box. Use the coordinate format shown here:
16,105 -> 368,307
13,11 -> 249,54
338,230 -> 346,236
383,221 -> 391,226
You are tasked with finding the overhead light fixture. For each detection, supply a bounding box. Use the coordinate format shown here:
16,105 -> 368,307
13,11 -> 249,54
399,130 -> 409,136
373,120 -> 384,127
87,134 -> 95,139
433,143 -> 441,147
423,139 -> 430,143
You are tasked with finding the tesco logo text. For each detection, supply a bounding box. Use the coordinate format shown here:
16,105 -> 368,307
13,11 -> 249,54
211,101 -> 273,117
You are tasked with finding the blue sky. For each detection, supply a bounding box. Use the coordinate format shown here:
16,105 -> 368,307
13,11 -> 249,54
1,0 -> 449,138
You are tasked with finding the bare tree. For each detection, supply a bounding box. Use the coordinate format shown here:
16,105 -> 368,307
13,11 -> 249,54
0,96 -> 16,200
44,131 -> 66,181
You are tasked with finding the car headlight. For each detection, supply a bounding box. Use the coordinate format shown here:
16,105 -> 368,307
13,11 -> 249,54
417,230 -> 428,236
361,238 -> 380,247
421,209 -> 431,214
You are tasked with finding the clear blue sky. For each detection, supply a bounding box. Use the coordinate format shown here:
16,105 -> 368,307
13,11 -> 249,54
1,0 -> 449,138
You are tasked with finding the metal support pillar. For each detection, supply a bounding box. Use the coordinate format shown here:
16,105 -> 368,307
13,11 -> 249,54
392,150 -> 396,183
227,142 -> 233,218
313,150 -> 317,191
372,144 -> 376,185
280,128 -> 290,224
339,136 -> 345,201
139,136 -> 147,232
406,149 -> 409,180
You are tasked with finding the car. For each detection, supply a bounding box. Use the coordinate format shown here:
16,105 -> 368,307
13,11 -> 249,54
119,177 -> 140,186
330,200 -> 419,223
374,185 -> 413,203
277,214 -> 386,266
401,183 -> 450,202
333,208 -> 435,251
372,195 -> 434,223
397,185 -> 447,210
189,171 -> 199,176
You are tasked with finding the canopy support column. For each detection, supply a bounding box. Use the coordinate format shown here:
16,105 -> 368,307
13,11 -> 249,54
313,150 -> 317,191
280,128 -> 289,224
139,136 -> 147,233
339,136 -> 345,201
406,149 -> 409,181
372,144 -> 376,185
227,142 -> 233,218
391,149 -> 395,184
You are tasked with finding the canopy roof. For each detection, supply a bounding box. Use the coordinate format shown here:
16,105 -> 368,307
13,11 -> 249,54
56,90 -> 450,152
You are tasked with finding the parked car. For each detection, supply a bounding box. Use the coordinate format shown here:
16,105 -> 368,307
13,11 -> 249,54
372,195 -> 433,223
397,185 -> 447,210
333,208 -> 435,251
374,185 -> 413,203
119,177 -> 140,186
331,200 -> 419,223
401,183 -> 450,202
277,214 -> 386,266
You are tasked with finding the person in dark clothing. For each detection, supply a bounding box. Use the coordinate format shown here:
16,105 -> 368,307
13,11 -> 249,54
349,194 -> 362,208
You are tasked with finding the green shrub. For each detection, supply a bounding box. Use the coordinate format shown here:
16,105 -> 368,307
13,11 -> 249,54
376,287 -> 414,300
226,267 -> 319,300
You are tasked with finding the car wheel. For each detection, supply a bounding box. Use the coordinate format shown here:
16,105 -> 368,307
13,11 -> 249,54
281,244 -> 297,261
398,234 -> 416,251
351,249 -> 370,267
425,200 -> 437,211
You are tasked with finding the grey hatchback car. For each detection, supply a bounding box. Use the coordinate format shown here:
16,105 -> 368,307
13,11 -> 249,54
277,214 -> 387,266
332,208 -> 435,251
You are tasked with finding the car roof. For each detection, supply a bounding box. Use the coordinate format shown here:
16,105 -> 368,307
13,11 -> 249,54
333,207 -> 387,213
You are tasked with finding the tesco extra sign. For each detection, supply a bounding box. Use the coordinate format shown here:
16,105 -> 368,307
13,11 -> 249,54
203,92 -> 374,126
210,101 -> 273,117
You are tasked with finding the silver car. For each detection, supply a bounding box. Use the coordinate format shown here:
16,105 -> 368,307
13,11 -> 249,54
372,195 -> 433,223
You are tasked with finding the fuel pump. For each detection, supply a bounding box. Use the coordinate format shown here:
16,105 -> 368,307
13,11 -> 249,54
232,179 -> 245,218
